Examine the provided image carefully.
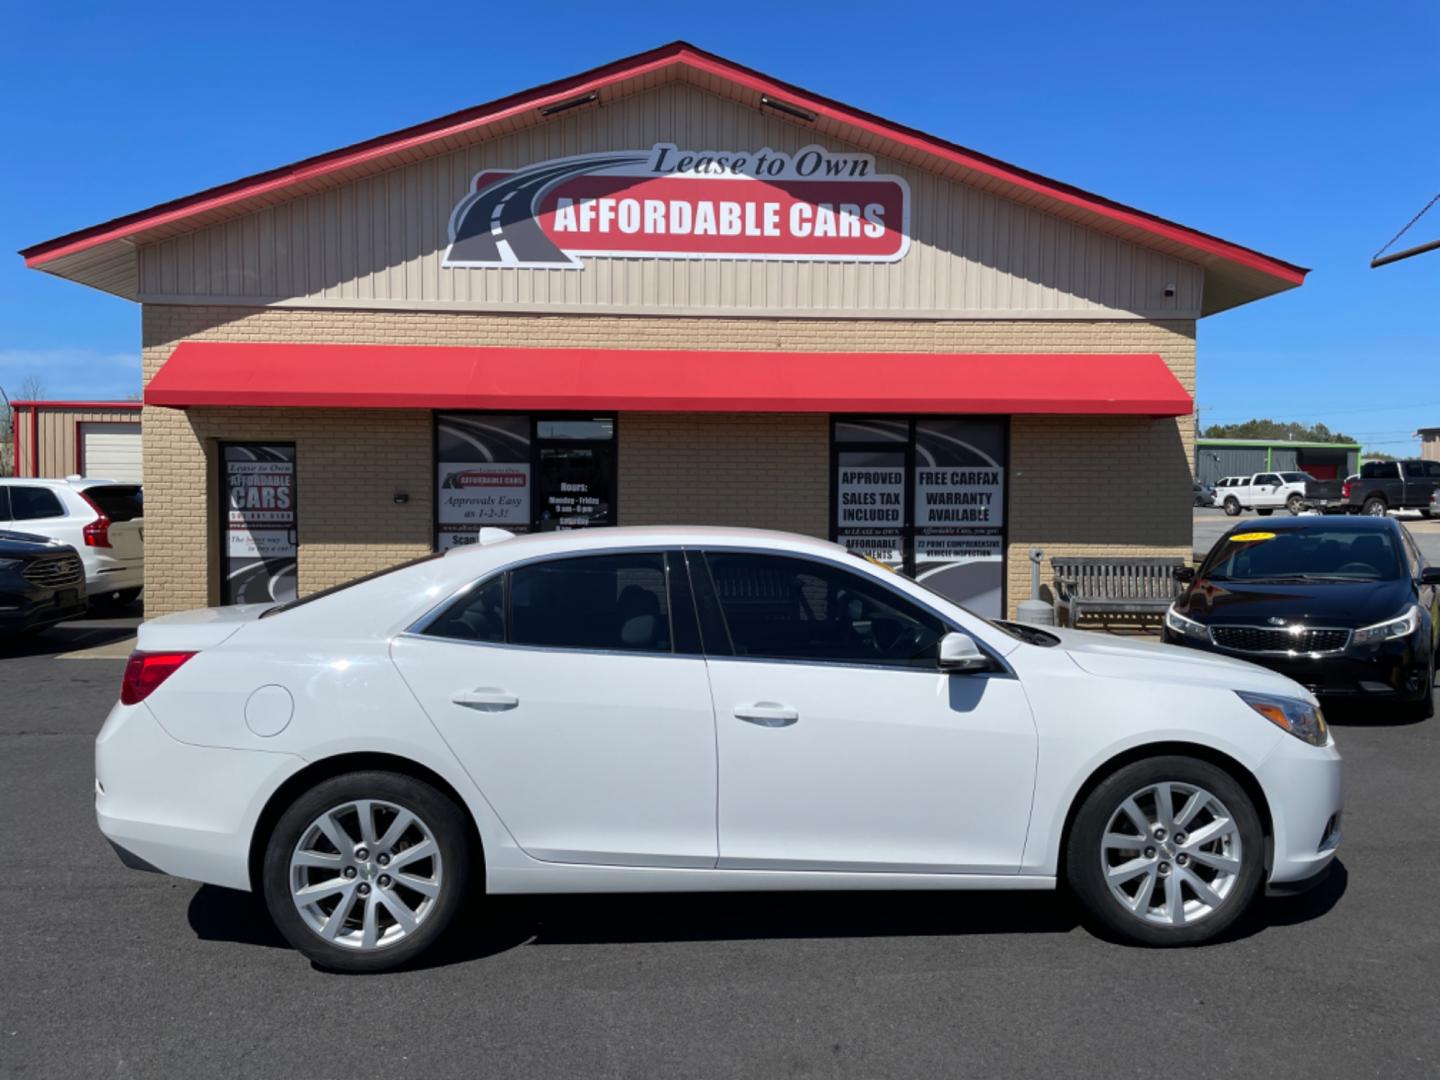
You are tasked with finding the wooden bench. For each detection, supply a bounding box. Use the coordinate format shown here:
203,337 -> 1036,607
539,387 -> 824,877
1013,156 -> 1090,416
1050,557 -> 1185,628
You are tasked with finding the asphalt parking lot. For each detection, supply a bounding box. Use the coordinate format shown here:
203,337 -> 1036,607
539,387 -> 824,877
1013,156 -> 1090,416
4,605 -> 1439,1078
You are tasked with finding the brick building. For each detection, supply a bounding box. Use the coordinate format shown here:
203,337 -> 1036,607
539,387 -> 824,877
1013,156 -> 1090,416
20,43 -> 1305,618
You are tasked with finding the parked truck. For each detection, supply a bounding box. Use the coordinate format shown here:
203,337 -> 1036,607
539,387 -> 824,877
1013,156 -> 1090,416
1214,471 -> 1314,516
1338,460 -> 1440,517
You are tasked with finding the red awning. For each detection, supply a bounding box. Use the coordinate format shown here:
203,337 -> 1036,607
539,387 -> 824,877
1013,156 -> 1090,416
144,342 -> 1192,416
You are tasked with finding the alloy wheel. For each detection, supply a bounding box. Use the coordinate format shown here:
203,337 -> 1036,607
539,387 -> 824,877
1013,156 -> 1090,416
288,799 -> 443,951
1100,781 -> 1244,927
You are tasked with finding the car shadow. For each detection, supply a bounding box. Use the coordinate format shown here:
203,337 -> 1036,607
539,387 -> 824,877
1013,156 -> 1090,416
0,620 -> 138,659
1321,696 -> 1435,728
187,863 -> 1348,972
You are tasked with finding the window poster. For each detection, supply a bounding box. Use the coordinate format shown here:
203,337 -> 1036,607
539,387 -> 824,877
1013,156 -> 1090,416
913,419 -> 1005,617
222,444 -> 297,604
436,414 -> 532,550
835,450 -> 905,567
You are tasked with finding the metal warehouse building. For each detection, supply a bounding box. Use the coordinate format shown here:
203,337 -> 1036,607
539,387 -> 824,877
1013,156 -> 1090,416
9,400 -> 143,482
1195,437 -> 1361,487
19,42 -> 1306,618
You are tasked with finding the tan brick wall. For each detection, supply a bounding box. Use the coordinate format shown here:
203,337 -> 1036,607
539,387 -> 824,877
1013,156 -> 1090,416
142,305 -> 1195,616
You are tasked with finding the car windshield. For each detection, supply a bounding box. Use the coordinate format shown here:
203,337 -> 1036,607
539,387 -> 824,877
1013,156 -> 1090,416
1202,528 -> 1402,582
259,552 -> 445,617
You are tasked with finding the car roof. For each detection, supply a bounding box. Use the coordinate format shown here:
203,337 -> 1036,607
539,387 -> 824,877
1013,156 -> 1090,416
1223,515 -> 1398,536
445,525 -> 847,563
0,476 -> 135,488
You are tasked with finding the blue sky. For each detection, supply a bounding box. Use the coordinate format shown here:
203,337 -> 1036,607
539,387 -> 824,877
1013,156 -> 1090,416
3,2 -> 1436,452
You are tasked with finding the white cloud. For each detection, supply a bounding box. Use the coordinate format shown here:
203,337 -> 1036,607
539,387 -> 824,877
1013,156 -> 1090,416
0,347 -> 141,401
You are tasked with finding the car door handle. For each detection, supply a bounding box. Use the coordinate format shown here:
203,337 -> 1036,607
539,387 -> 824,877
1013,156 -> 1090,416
733,703 -> 798,727
451,688 -> 519,712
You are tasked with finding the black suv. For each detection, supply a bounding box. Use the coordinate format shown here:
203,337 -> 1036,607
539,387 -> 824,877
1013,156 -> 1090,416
0,531 -> 88,640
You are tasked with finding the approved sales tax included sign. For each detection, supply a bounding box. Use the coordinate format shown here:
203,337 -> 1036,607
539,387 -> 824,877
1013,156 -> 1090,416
443,144 -> 910,269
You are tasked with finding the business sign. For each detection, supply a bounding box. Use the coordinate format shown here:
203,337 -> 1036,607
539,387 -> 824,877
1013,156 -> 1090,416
443,144 -> 910,269
221,445 -> 297,604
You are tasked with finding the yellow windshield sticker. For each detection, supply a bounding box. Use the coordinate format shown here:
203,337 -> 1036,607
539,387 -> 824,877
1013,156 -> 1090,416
1229,531 -> 1276,542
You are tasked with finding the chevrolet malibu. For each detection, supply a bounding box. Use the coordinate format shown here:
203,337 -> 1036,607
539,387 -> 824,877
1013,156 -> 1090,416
96,527 -> 1343,972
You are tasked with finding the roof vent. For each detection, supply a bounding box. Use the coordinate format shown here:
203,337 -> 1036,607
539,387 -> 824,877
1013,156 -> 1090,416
540,91 -> 598,117
759,94 -> 817,123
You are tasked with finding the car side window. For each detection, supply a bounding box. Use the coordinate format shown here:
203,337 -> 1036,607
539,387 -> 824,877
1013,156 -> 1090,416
1425,461 -> 1440,479
510,552 -> 672,653
1402,532 -> 1423,579
1404,461 -> 1425,479
703,551 -> 946,668
422,574 -> 506,644
0,486 -> 9,519
9,486 -> 65,521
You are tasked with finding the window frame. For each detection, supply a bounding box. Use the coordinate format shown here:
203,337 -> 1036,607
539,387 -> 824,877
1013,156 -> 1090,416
431,411 -> 619,550
405,544 -> 1010,675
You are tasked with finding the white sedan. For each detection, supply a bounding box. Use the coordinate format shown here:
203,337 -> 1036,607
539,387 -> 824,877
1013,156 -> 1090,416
96,527 -> 1343,972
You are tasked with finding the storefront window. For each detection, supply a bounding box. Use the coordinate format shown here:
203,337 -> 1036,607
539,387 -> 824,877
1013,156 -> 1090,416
435,413 -> 616,549
220,442 -> 298,604
831,417 -> 1007,617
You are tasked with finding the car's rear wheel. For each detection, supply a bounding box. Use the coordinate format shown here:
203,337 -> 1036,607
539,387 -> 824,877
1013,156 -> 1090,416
1223,497 -> 1241,517
1286,494 -> 1304,515
1066,756 -> 1264,946
1363,497 -> 1388,517
261,771 -> 472,972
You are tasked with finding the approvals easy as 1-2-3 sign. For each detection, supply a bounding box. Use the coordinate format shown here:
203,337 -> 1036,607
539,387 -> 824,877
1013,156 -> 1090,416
443,143 -> 910,269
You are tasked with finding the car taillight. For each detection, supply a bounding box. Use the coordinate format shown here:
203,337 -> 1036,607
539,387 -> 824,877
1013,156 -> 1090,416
79,492 -> 112,548
120,651 -> 196,705
1341,480 -> 1352,499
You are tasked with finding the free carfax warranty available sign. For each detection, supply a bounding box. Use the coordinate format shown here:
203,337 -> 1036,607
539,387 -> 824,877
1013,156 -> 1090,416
443,144 -> 910,269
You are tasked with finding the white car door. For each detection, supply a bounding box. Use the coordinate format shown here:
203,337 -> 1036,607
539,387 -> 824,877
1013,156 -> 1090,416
391,549 -> 718,868
695,550 -> 1038,874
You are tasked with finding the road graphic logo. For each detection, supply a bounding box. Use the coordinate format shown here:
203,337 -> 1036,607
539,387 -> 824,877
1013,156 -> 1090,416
442,143 -> 910,269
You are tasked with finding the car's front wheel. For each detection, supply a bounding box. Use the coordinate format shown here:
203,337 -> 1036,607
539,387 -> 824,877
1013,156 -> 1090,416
261,770 -> 472,972
1223,497 -> 1241,517
1066,756 -> 1264,946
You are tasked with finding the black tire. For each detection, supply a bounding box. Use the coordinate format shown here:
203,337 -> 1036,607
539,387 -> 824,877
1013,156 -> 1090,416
1363,496 -> 1388,517
1256,508 -> 1274,517
1066,755 -> 1264,947
1420,508 -> 1434,520
1223,497 -> 1241,517
1286,494 -> 1304,516
261,770 -> 473,973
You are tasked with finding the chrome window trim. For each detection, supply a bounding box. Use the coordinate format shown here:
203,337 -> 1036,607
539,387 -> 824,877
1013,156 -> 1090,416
1206,623 -> 1353,656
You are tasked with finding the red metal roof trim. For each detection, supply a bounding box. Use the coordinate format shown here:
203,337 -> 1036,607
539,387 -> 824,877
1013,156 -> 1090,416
10,400 -> 142,409
21,42 -> 1305,287
145,342 -> 1193,417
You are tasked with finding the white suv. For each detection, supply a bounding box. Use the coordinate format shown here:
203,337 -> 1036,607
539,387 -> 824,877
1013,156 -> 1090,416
0,478 -> 143,603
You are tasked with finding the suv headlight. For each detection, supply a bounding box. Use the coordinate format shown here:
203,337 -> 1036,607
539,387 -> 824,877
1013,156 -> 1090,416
1237,691 -> 1329,747
1352,605 -> 1420,646
1165,604 -> 1207,641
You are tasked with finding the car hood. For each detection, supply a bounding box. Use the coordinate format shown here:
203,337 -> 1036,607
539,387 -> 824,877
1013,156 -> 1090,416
0,530 -> 72,555
1045,626 -> 1312,699
1177,577 -> 1411,627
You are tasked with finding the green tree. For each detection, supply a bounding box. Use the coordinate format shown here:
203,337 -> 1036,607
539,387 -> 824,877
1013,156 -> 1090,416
1202,418 -> 1356,443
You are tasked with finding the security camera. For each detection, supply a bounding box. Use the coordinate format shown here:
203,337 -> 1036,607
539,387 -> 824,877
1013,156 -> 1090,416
1163,283 -> 1176,298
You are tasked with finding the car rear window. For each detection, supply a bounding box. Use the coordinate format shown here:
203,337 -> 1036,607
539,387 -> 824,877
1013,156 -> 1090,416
82,485 -> 143,522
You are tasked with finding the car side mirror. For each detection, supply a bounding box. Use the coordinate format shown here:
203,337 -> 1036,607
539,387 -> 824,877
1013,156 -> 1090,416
1173,566 -> 1196,584
938,632 -> 991,674
1422,567 -> 1440,586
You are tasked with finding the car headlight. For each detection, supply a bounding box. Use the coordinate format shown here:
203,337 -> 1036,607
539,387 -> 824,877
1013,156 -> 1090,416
1165,604 -> 1208,641
1352,605 -> 1420,646
1237,691 -> 1329,747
